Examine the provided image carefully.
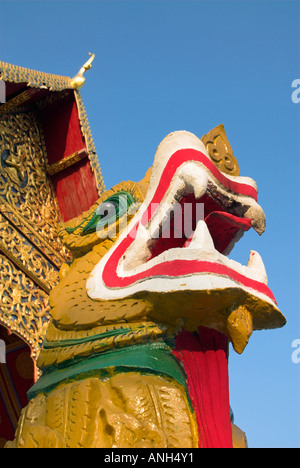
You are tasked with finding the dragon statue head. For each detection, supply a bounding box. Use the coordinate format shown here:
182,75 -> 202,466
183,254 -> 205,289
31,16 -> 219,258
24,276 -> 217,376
44,126 -> 284,346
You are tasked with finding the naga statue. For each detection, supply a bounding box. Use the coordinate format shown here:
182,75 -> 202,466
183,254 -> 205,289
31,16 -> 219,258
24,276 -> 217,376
6,126 -> 286,448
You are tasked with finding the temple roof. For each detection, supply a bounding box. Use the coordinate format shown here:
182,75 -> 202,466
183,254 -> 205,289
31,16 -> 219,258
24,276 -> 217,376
0,60 -> 73,92
0,56 -> 105,198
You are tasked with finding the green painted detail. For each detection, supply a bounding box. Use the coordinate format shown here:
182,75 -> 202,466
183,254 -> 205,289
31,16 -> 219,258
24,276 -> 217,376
28,342 -> 189,404
43,326 -> 132,350
65,191 -> 135,235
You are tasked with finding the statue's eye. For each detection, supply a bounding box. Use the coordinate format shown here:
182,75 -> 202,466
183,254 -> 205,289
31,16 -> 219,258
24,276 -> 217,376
79,191 -> 135,235
84,200 -> 119,234
97,201 -> 118,221
65,191 -> 135,235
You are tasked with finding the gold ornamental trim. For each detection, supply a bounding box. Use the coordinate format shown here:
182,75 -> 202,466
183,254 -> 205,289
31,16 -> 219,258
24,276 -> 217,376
0,61 -> 72,91
74,90 -> 105,196
0,253 -> 52,362
201,124 -> 240,176
46,148 -> 88,176
0,110 -> 71,265
0,242 -> 50,294
0,199 -> 70,268
0,90 -> 32,115
0,212 -> 61,294
0,109 -> 71,362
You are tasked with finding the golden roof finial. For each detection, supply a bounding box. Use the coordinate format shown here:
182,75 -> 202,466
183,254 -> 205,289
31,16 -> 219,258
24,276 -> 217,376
71,53 -> 95,90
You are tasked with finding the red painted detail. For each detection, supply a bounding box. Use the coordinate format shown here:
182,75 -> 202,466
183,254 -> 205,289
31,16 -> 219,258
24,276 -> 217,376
204,211 -> 252,253
39,91 -> 99,221
3,82 -> 45,103
39,91 -> 85,165
149,190 -> 252,256
142,149 -> 258,215
52,158 -> 99,221
104,251 -> 277,302
0,326 -> 34,447
173,327 -> 233,448
4,82 -> 28,100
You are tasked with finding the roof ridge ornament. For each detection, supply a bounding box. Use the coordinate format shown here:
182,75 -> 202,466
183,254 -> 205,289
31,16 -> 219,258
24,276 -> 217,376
71,52 -> 95,90
201,124 -> 240,176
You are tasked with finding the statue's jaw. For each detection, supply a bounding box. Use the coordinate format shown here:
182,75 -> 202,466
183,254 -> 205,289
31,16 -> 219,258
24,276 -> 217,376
87,131 -> 285,339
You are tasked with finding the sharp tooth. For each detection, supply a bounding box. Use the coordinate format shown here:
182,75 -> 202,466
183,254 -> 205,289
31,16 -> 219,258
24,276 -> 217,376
247,250 -> 268,284
188,220 -> 215,251
122,222 -> 151,270
179,163 -> 208,199
192,170 -> 208,199
172,178 -> 186,201
136,222 -> 148,241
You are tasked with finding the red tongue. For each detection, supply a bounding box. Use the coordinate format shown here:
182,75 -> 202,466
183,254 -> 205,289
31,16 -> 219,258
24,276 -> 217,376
184,212 -> 252,253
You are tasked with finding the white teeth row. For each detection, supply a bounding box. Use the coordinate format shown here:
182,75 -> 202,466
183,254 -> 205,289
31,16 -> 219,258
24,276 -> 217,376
184,219 -> 268,285
121,216 -> 268,286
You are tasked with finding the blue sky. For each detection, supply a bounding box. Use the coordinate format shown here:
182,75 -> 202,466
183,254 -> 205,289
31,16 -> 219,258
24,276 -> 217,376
0,0 -> 299,448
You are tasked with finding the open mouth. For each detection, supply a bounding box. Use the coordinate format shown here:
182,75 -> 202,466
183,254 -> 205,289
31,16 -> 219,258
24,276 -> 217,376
87,131 -> 277,308
145,192 -> 252,262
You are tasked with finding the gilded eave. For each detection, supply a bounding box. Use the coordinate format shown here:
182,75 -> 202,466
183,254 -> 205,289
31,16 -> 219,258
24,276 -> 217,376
0,60 -> 73,91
